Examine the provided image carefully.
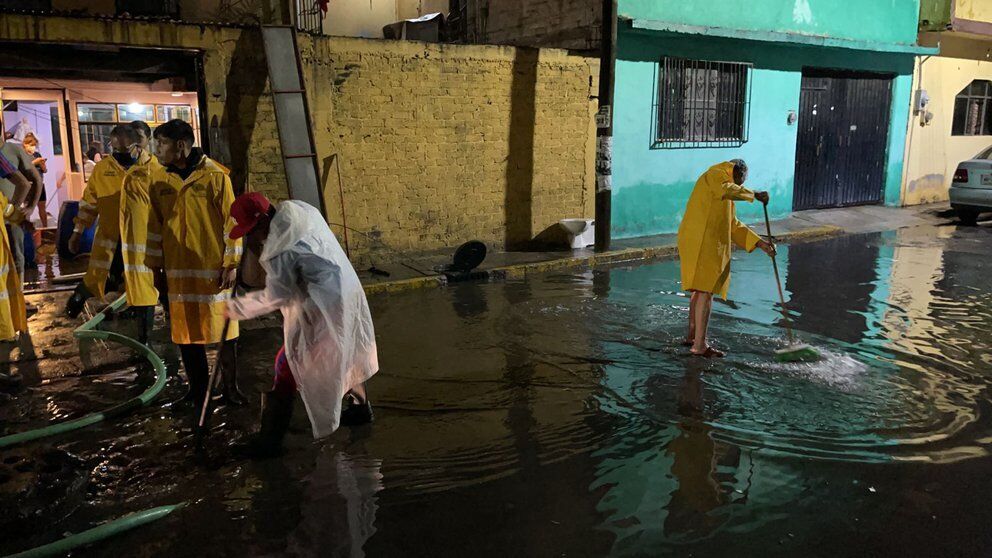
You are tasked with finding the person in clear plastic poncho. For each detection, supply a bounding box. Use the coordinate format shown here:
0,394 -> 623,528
226,193 -> 379,458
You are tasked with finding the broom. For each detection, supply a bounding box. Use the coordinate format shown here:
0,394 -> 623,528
762,201 -> 820,363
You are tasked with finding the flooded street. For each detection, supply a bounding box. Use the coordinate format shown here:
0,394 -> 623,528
4,221 -> 992,557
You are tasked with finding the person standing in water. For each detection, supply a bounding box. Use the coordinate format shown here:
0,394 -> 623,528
677,160 -> 775,358
225,192 -> 378,458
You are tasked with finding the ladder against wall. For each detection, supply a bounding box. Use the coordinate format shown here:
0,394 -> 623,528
260,25 -> 325,214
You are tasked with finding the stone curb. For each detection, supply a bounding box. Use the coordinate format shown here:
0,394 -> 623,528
362,224 -> 843,296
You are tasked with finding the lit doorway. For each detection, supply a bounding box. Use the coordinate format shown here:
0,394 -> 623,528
1,89 -> 70,229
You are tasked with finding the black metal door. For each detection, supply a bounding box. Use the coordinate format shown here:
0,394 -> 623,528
793,70 -> 893,211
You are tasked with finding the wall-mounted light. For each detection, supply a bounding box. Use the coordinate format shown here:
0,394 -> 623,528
171,92 -> 183,97
787,110 -> 797,125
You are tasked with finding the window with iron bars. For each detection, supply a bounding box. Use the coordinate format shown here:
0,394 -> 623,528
952,80 -> 992,136
655,57 -> 752,149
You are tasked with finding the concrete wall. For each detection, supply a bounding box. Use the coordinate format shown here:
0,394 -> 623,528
396,0 -> 449,20
324,0 -> 398,38
619,0 -> 922,46
0,13 -> 597,257
464,0 -> 601,51
611,30 -> 914,239
902,33 -> 992,206
956,0 -> 992,23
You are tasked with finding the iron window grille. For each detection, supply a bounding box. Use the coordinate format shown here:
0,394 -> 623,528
296,0 -> 324,35
952,80 -> 992,136
654,57 -> 752,149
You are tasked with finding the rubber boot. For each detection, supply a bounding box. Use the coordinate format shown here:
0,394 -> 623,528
137,306 -> 155,345
168,345 -> 210,416
339,399 -> 374,427
216,342 -> 247,407
65,284 -> 92,318
236,391 -> 294,459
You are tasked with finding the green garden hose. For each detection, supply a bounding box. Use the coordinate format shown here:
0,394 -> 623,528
0,295 -> 168,447
3,503 -> 186,558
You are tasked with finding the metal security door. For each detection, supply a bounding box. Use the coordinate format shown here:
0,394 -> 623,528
793,70 -> 893,211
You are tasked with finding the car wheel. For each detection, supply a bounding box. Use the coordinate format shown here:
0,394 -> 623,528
958,209 -> 980,225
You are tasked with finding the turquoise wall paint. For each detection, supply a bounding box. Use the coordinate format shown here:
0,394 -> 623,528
612,31 -> 914,239
618,0 -> 921,46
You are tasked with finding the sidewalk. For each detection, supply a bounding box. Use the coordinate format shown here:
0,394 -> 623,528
358,203 -> 949,295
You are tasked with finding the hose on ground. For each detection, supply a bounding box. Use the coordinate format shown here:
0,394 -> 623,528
0,295 -> 168,447
2,503 -> 186,558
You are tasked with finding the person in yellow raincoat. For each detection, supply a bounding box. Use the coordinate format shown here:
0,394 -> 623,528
118,120 -> 162,343
65,125 -> 137,318
150,119 -> 245,414
0,151 -> 29,345
677,160 -> 775,358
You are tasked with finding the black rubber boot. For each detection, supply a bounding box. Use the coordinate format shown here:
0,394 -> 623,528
216,341 -> 247,407
235,391 -> 294,459
340,400 -> 374,427
168,345 -> 210,417
137,306 -> 155,345
64,284 -> 92,318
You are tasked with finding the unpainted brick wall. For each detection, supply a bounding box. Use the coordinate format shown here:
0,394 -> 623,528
466,0 -> 602,51
298,36 -> 599,257
0,13 -> 597,259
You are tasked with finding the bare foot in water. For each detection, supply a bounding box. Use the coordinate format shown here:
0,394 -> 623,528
690,346 -> 725,358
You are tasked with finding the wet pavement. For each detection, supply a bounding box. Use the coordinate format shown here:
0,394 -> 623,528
4,217 -> 992,556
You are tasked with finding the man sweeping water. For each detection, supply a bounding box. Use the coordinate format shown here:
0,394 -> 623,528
225,193 -> 378,458
677,160 -> 775,358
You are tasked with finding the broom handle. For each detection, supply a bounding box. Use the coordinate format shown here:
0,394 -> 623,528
763,202 -> 794,345
197,261 -> 242,434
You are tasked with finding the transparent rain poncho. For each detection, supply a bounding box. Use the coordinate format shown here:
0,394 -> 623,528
227,201 -> 379,438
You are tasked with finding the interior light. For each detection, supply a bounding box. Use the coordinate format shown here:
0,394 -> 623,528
127,102 -> 143,113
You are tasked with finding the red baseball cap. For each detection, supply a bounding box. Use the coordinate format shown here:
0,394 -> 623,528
229,192 -> 272,239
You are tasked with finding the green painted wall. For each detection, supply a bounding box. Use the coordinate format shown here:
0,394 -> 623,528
612,31 -> 914,239
919,0 -> 953,30
619,0 -> 922,46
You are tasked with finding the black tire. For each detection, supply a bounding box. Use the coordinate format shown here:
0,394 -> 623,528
958,209 -> 980,225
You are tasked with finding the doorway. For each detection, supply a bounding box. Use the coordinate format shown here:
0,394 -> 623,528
793,69 -> 894,211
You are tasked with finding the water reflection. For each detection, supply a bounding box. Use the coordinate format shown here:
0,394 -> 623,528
10,225 -> 992,557
785,233 -> 881,343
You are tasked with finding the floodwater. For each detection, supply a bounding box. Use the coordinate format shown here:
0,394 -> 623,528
3,223 -> 992,557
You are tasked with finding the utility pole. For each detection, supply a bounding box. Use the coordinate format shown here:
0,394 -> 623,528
595,0 -> 617,251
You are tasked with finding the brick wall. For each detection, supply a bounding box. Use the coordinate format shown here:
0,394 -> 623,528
464,0 -> 602,51
300,37 -> 598,256
0,14 -> 597,258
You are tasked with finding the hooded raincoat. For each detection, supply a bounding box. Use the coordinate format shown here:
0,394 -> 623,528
227,201 -> 379,439
0,192 -> 26,341
75,156 -> 130,298
119,153 -> 163,308
151,154 -> 241,344
677,161 -> 762,299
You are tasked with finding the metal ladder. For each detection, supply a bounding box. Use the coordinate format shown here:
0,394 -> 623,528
260,24 -> 325,214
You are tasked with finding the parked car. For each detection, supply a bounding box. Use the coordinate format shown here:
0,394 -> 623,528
951,145 -> 992,224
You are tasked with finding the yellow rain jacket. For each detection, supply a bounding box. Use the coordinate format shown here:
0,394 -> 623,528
677,162 -> 762,299
151,154 -> 241,345
119,153 -> 163,308
75,156 -> 129,298
0,193 -> 26,340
